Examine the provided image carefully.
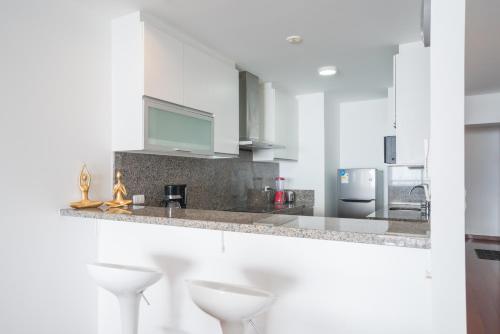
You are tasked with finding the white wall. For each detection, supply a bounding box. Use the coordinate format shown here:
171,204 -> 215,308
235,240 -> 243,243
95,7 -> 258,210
324,97 -> 394,215
465,92 -> 500,125
465,126 -> 500,237
280,93 -> 325,216
429,0 -> 466,332
339,98 -> 394,170
324,94 -> 341,217
0,1 -> 112,333
340,98 -> 394,208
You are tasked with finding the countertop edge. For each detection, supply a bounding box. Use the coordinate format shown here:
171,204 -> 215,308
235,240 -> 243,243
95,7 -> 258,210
60,208 -> 431,249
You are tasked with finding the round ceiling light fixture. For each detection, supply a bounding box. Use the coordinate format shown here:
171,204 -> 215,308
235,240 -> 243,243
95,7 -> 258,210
318,66 -> 338,76
286,35 -> 303,44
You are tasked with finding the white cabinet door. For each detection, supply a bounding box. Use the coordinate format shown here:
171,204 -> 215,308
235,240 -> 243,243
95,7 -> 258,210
113,12 -> 239,156
387,86 -> 396,132
260,83 -> 276,143
183,44 -> 239,154
144,97 -> 214,155
211,62 -> 239,155
143,22 -> 184,105
395,46 -> 430,165
274,89 -> 299,160
388,55 -> 397,131
183,44 -> 214,112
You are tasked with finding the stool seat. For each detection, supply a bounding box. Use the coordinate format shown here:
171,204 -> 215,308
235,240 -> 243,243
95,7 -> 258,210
187,280 -> 275,334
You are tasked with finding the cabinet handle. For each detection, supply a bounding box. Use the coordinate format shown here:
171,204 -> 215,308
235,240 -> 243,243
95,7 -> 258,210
174,148 -> 192,153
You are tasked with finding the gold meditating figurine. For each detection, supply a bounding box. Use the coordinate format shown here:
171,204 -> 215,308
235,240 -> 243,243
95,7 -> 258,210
105,171 -> 133,208
70,164 -> 104,209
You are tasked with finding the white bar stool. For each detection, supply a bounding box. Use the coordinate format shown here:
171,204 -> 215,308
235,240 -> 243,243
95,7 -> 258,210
87,263 -> 162,334
186,280 -> 275,334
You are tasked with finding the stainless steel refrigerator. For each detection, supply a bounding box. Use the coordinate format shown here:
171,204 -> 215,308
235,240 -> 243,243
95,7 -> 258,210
338,168 -> 383,218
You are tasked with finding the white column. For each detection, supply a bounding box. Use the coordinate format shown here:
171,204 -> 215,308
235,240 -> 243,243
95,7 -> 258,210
429,0 -> 466,333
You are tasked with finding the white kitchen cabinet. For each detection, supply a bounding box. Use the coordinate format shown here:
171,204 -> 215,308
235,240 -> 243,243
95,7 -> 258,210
211,62 -> 239,155
260,82 -> 277,143
145,97 -> 214,155
274,89 -> 299,160
112,11 -> 239,156
143,22 -> 184,105
395,43 -> 430,165
387,86 -> 396,130
183,44 -> 214,112
253,83 -> 299,161
184,44 -> 239,155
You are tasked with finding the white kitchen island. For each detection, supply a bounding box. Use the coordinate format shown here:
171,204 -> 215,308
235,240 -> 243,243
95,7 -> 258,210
62,207 -> 431,334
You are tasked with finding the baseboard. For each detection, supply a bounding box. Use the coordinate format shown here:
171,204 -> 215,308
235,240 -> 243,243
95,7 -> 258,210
465,234 -> 500,242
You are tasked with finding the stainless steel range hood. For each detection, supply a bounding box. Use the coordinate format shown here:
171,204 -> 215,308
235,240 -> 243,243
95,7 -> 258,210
239,71 -> 285,150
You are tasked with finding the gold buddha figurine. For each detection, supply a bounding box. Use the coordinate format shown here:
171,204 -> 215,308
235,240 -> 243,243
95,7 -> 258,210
105,171 -> 133,208
70,164 -> 103,209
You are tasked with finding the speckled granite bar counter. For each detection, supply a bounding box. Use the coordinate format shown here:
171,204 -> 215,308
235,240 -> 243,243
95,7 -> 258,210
60,206 -> 430,249
366,207 -> 429,222
223,202 -> 312,215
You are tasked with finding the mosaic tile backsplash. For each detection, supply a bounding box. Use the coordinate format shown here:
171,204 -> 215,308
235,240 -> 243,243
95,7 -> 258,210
114,152 -> 280,210
387,165 -> 427,205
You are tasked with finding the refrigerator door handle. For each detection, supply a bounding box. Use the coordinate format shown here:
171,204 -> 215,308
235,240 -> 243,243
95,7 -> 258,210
340,199 -> 375,203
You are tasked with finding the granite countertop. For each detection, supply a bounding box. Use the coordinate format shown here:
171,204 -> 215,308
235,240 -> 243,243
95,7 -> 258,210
366,207 -> 429,223
224,202 -> 310,214
60,206 -> 430,249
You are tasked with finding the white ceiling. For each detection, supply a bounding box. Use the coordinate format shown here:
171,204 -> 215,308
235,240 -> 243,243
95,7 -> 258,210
466,0 -> 500,96
90,0 -> 423,100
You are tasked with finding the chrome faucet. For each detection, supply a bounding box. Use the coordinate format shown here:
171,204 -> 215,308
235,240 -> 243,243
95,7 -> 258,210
409,184 -> 431,216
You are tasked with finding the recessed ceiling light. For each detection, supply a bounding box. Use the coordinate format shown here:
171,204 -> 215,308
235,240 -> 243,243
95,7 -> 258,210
318,66 -> 338,76
286,35 -> 303,44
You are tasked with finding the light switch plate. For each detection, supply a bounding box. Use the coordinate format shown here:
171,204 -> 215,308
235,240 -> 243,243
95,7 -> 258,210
132,194 -> 145,205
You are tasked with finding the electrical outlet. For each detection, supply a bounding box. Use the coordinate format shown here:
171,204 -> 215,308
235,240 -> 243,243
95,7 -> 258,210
132,194 -> 145,205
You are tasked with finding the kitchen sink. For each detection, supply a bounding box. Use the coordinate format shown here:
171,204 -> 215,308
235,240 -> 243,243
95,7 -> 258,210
389,207 -> 421,212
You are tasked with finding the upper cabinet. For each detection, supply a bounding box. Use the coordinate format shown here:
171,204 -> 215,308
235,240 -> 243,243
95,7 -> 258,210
183,44 -> 214,112
143,22 -> 184,105
274,89 -> 299,160
183,44 -> 239,154
145,97 -> 214,156
387,86 -> 396,131
252,83 -> 298,161
394,42 -> 430,165
260,82 -> 276,143
111,12 -> 239,156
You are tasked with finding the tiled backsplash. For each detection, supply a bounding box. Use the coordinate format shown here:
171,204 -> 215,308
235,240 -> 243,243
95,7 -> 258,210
387,165 -> 427,205
245,189 -> 315,207
114,152 -> 279,210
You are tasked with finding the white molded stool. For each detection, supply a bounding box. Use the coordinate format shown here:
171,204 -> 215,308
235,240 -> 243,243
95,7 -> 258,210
187,280 -> 275,334
87,263 -> 162,334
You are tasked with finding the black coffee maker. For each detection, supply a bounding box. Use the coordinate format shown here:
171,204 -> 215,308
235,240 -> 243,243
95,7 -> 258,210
164,184 -> 187,208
